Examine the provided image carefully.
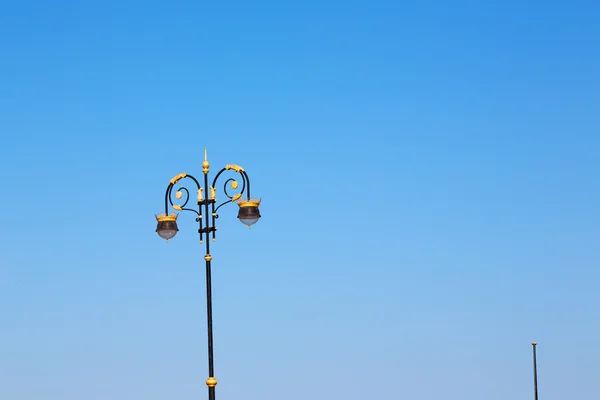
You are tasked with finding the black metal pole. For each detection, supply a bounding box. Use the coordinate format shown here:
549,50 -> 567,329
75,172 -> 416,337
532,342 -> 538,400
204,169 -> 216,400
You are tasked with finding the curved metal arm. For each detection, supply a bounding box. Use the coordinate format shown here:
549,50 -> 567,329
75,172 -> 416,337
163,174 -> 202,216
211,166 -> 251,213
208,165 -> 254,241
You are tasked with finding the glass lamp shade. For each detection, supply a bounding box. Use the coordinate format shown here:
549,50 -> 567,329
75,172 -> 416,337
155,214 -> 179,241
237,203 -> 261,227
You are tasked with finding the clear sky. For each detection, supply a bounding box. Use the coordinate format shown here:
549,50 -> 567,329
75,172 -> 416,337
1,1 -> 599,399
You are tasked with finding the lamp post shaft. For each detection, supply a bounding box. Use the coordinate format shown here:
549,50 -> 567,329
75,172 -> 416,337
205,255 -> 215,400
204,172 -> 216,400
532,342 -> 538,400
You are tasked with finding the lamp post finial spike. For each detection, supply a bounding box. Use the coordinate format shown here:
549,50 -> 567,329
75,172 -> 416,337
202,147 -> 210,174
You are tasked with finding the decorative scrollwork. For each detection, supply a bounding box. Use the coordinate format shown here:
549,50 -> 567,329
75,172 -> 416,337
172,187 -> 190,209
223,178 -> 245,201
212,168 -> 248,215
160,162 -> 255,244
165,175 -> 201,216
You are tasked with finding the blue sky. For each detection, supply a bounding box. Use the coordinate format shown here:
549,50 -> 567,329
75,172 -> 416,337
1,1 -> 599,399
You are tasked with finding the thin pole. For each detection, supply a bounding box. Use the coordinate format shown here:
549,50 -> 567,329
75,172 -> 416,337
532,342 -> 538,400
204,169 -> 216,400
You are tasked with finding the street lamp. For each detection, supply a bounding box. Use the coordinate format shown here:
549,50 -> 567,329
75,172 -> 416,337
155,148 -> 261,400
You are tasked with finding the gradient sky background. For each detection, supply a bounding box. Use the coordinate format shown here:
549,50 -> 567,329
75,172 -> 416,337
1,1 -> 599,399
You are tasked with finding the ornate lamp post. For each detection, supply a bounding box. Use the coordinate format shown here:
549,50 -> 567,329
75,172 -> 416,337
155,148 -> 261,400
